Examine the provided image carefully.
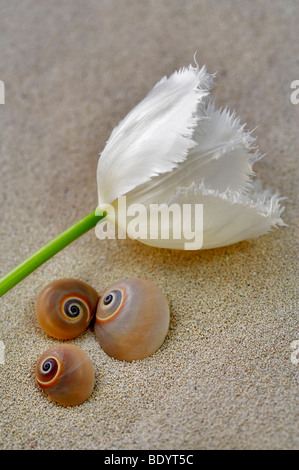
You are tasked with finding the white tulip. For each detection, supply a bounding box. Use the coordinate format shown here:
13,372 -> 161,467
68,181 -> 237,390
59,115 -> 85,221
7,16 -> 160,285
0,62 -> 286,296
96,63 -> 285,249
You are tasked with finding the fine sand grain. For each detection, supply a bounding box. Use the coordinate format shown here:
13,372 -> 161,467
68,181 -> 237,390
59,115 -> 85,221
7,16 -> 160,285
0,0 -> 298,450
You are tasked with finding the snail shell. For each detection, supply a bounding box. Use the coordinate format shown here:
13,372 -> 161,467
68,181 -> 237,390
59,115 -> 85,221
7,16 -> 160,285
94,278 -> 169,361
36,344 -> 95,406
35,279 -> 99,340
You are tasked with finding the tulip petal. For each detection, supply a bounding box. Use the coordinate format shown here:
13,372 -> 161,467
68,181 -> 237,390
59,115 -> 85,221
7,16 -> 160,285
119,99 -> 263,210
123,180 -> 285,250
97,65 -> 214,205
189,100 -> 261,193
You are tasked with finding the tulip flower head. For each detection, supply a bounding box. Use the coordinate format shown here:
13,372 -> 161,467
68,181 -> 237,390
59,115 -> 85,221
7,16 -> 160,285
0,61 -> 285,296
96,63 -> 285,250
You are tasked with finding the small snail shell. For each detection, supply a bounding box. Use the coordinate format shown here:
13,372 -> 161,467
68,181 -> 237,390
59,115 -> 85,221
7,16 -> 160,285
35,279 -> 99,340
94,278 -> 169,361
36,344 -> 95,406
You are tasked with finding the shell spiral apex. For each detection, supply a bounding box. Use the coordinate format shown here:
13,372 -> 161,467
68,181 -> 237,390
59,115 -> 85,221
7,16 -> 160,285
35,278 -> 99,340
35,344 -> 95,406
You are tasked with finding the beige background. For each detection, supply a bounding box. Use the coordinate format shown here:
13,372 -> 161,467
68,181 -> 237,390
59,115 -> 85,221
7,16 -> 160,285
0,0 -> 298,450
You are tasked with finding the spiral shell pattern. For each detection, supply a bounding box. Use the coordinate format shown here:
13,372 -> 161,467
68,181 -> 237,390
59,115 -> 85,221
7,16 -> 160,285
36,344 -> 95,406
35,279 -> 99,340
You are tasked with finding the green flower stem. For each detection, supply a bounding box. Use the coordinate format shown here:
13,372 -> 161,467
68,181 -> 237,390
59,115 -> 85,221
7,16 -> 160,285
0,210 -> 106,297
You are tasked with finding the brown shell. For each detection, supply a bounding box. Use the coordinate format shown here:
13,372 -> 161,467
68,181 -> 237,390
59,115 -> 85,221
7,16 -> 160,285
36,344 -> 95,406
95,278 -> 169,361
35,279 -> 99,340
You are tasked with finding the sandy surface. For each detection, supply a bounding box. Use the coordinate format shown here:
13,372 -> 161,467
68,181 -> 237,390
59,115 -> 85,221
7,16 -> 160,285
0,0 -> 298,450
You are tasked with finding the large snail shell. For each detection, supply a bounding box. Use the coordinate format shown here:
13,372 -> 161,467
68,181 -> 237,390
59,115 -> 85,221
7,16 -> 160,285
94,278 -> 170,361
36,279 -> 99,340
36,344 -> 95,406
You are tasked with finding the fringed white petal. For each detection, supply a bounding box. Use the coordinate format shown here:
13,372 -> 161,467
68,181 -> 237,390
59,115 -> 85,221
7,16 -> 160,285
168,181 -> 285,249
122,181 -> 285,250
189,100 -> 261,193
118,99 -> 263,208
97,65 -> 214,205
